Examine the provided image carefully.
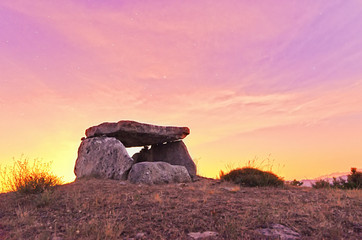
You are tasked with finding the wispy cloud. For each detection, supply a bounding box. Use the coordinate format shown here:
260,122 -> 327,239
0,0 -> 361,180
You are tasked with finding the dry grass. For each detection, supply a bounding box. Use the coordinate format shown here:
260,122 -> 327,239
0,178 -> 361,239
0,157 -> 63,194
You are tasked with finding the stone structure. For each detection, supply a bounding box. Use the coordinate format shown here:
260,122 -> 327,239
85,120 -> 189,147
74,120 -> 197,184
74,137 -> 133,180
128,162 -> 191,185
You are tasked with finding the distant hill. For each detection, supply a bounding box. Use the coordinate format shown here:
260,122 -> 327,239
299,168 -> 362,187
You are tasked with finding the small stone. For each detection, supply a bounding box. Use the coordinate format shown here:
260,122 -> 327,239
221,186 -> 241,192
188,231 -> 219,239
135,232 -> 146,239
51,236 -> 63,240
258,224 -> 300,240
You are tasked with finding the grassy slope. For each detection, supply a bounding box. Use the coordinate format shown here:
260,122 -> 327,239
0,178 -> 361,239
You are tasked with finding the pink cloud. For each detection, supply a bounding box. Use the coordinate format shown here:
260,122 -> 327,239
0,0 -> 361,181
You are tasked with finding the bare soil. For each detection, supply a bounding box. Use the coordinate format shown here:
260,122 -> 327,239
0,177 -> 361,239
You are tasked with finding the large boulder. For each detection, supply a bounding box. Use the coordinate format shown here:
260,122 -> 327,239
74,137 -> 133,180
128,162 -> 191,185
132,141 -> 197,178
85,120 -> 190,147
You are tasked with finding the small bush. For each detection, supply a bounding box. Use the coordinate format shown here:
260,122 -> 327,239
290,179 -> 303,186
347,168 -> 362,189
220,167 -> 284,187
312,179 -> 331,189
312,168 -> 362,190
331,177 -> 347,189
0,157 -> 63,194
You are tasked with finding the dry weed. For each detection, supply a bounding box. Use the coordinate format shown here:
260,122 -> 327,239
0,178 -> 360,239
0,156 -> 63,194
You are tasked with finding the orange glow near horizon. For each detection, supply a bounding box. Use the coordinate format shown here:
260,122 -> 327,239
1,1 -> 361,185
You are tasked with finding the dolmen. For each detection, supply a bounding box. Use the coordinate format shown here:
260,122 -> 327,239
74,120 -> 196,184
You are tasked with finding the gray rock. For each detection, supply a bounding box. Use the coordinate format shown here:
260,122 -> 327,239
188,231 -> 219,239
74,137 -> 133,180
258,224 -> 300,240
85,120 -> 190,147
132,141 -> 197,178
128,162 -> 191,185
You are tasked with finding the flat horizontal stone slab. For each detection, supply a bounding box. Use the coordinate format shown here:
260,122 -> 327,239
85,120 -> 190,147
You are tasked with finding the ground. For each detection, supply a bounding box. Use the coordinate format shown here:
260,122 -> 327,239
0,177 -> 361,239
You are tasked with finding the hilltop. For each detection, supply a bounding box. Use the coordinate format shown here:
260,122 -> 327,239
0,177 -> 361,239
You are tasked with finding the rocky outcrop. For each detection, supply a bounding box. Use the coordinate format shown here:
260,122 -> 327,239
74,137 -> 133,180
85,120 -> 190,147
132,141 -> 196,178
128,162 -> 191,185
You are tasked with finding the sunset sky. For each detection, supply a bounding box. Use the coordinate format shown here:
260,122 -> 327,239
1,0 -> 361,183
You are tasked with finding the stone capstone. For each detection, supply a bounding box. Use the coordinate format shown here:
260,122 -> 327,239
74,137 -> 133,180
85,120 -> 190,147
132,140 -> 196,178
128,162 -> 192,185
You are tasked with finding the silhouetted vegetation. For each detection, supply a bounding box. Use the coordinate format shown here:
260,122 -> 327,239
312,168 -> 362,189
312,179 -> 331,189
290,179 -> 303,186
347,168 -> 362,189
219,167 -> 284,187
0,157 -> 63,194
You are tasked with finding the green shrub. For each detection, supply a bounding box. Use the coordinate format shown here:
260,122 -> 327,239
312,179 -> 331,189
331,177 -> 347,189
0,157 -> 63,194
331,168 -> 362,189
313,168 -> 362,190
220,167 -> 284,187
346,168 -> 362,189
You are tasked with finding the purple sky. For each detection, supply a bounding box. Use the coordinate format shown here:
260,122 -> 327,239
1,0 -> 361,181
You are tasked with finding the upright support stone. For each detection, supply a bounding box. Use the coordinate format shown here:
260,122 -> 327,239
132,140 -> 197,178
74,137 -> 133,180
